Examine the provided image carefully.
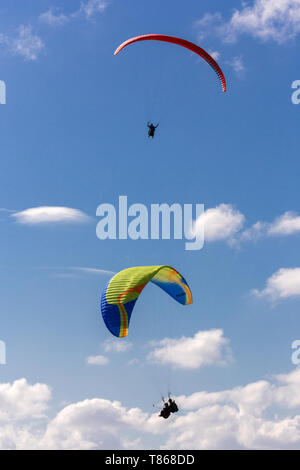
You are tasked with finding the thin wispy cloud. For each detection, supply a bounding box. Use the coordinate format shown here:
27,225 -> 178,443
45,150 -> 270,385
208,49 -> 220,60
51,273 -> 80,279
195,12 -> 222,42
0,208 -> 16,213
33,266 -> 113,280
72,267 -> 114,276
79,0 -> 108,19
229,56 -> 245,76
0,25 -> 44,61
39,9 -> 69,27
11,206 -> 91,225
86,355 -> 109,366
103,338 -> 133,353
39,0 -> 108,27
128,358 -> 139,367
237,221 -> 268,244
4,1 -> 110,63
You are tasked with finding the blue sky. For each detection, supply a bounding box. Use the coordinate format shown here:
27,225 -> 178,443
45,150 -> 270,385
1,0 -> 300,449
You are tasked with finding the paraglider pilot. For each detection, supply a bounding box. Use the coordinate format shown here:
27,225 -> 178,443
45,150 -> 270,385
168,398 -> 179,413
159,398 -> 179,419
147,122 -> 159,138
159,402 -> 171,419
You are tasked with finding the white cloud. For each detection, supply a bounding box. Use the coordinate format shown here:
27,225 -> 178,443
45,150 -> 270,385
103,338 -> 133,353
0,25 -> 44,61
197,0 -> 300,44
195,12 -> 223,41
268,211 -> 300,236
41,398 -> 147,450
0,378 -> 51,423
128,358 -> 140,367
0,1 -> 108,62
71,267 -> 114,275
86,355 -> 109,366
238,221 -> 268,243
253,267 -> 300,300
165,369 -> 300,450
192,204 -> 245,243
40,0 -> 108,27
208,49 -> 220,60
79,0 -> 108,19
229,56 -> 245,75
275,369 -> 300,408
147,329 -> 232,369
39,10 -> 69,26
5,370 -> 300,448
11,206 -> 91,225
190,207 -> 300,247
35,266 -> 113,279
233,211 -> 300,245
227,0 -> 300,43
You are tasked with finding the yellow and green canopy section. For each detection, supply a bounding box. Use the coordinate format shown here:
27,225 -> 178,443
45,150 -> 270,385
101,265 -> 193,338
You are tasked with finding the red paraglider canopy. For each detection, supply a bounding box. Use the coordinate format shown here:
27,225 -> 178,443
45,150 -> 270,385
114,34 -> 226,92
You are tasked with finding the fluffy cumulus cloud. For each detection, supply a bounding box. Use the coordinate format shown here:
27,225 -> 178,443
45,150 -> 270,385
41,399 -> 148,450
232,211 -> 300,246
268,211 -> 300,236
11,206 -> 91,225
4,370 -> 300,449
192,204 -> 245,244
196,0 -> 300,44
191,205 -> 300,247
0,377 -> 147,449
147,329 -> 232,369
227,0 -> 300,43
0,378 -> 51,450
253,267 -> 300,300
0,378 -> 51,422
162,370 -> 300,449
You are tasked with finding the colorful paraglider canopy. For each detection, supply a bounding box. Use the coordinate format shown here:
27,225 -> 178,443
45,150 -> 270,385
114,34 -> 226,92
101,265 -> 193,338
